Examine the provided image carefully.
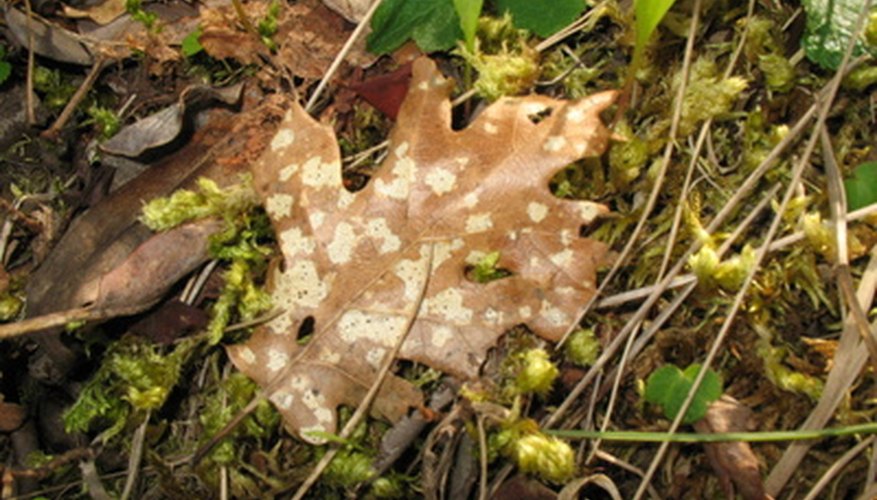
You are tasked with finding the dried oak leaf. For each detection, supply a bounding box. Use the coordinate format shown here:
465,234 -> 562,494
227,57 -> 616,443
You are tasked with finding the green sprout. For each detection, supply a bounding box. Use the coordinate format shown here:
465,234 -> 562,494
644,363 -> 723,424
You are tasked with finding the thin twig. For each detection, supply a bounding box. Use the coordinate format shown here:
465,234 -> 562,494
632,4 -> 865,495
24,0 -> 37,125
304,0 -> 384,114
557,0 -> 702,348
42,58 -> 108,140
290,244 -> 435,499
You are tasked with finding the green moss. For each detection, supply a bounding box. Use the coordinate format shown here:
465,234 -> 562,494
676,58 -> 748,136
457,15 -> 539,100
0,293 -> 22,321
64,337 -> 197,439
608,122 -> 649,189
323,449 -> 376,488
755,327 -> 824,401
565,328 -> 600,367
758,53 -> 795,92
513,348 -> 559,395
140,177 -> 259,231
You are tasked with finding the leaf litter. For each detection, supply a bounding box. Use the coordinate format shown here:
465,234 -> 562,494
1,0 -> 877,497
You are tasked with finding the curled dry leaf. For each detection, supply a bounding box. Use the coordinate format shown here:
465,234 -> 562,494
227,57 -> 616,443
694,395 -> 772,500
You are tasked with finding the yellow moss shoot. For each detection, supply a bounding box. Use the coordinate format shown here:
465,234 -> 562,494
801,212 -> 837,261
755,326 -> 824,401
457,15 -> 539,101
677,58 -> 748,136
689,245 -> 756,291
515,348 -> 559,395
511,432 -> 575,483
565,328 -> 600,366
140,176 -> 259,231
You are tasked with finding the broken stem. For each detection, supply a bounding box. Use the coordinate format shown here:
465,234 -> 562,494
42,57 -> 108,140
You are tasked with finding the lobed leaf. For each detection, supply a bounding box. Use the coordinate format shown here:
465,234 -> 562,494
227,58 -> 616,442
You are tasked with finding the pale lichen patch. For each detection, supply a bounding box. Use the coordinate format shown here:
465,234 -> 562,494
301,156 -> 336,188
540,300 -> 570,326
394,251 -> 429,301
366,217 -> 401,254
462,192 -> 479,208
267,349 -> 289,372
433,238 -> 464,269
566,108 -> 585,123
424,168 -> 457,195
465,213 -> 493,234
376,154 -> 416,200
279,162 -> 300,181
518,306 -> 532,318
418,81 -> 429,91
268,259 -> 330,334
238,346 -> 256,365
426,288 -> 473,324
366,347 -> 386,369
544,136 -> 567,152
327,222 -> 357,264
527,202 -> 549,223
431,325 -> 453,347
550,249 -> 574,268
483,122 -> 498,134
270,128 -> 295,151
280,227 -> 316,256
266,193 -> 294,218
272,390 -> 295,410
308,210 -> 326,229
337,189 -> 355,209
560,229 -> 574,246
483,307 -> 503,325
337,310 -> 406,346
576,202 -> 602,222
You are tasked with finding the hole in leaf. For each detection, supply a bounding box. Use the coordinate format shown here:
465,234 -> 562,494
464,251 -> 513,284
297,316 -> 315,345
527,107 -> 553,124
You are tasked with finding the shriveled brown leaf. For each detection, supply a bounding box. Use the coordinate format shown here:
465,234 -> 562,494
62,0 -> 127,25
227,57 -> 616,442
694,395 -> 772,500
0,399 -> 26,432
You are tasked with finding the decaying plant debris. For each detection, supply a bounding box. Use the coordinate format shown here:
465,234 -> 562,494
1,0 -> 877,498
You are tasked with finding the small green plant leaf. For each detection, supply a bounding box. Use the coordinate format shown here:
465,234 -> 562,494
469,251 -> 511,283
844,161 -> 877,211
630,0 -> 677,73
645,363 -> 723,424
181,27 -> 204,57
453,0 -> 483,50
0,61 -> 10,85
801,0 -> 877,70
367,0 -> 461,55
495,0 -> 584,38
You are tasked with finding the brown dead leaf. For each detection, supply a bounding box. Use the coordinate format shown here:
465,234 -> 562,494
275,0 -> 376,79
321,0 -> 373,22
62,0 -> 127,25
694,395 -> 772,500
227,57 -> 616,443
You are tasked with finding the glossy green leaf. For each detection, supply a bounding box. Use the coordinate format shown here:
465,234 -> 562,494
801,0 -> 877,70
645,363 -> 723,424
495,0 -> 585,38
454,0 -> 483,50
367,0 -> 461,55
845,161 -> 877,211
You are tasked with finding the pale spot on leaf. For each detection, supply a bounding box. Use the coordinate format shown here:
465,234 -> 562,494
366,218 -> 401,254
431,325 -> 453,347
424,168 -> 457,195
280,227 -> 316,256
267,349 -> 289,372
544,136 -> 567,152
463,192 -> 479,208
270,128 -> 295,151
465,213 -> 493,234
327,222 -> 357,264
541,300 -> 570,326
366,347 -> 386,368
301,156 -> 336,188
566,108 -> 585,123
427,288 -> 473,324
238,346 -> 256,364
484,122 -> 498,134
338,310 -> 406,346
527,202 -> 549,223
279,162 -> 299,181
266,193 -> 294,218
273,390 -> 295,410
309,210 -> 326,229
550,249 -> 574,268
